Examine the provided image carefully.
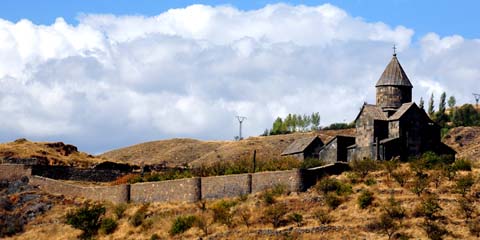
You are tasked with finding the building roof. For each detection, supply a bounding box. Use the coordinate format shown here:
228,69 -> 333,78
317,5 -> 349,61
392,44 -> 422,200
388,102 -> 415,120
376,54 -> 413,88
281,136 -> 323,155
354,104 -> 388,122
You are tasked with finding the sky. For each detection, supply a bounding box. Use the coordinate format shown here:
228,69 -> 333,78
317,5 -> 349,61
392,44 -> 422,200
0,1 -> 479,153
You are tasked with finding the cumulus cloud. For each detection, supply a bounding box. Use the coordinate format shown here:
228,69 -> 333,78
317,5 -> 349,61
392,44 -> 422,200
0,3 -> 477,153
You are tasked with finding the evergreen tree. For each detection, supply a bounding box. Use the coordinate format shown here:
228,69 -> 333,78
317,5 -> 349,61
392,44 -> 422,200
428,93 -> 435,118
439,92 -> 446,114
284,114 -> 294,132
271,117 -> 286,135
311,112 -> 321,131
448,96 -> 456,109
419,97 -> 425,110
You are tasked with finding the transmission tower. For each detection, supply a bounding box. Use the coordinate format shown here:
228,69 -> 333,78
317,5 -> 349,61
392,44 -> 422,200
236,116 -> 247,140
474,93 -> 480,108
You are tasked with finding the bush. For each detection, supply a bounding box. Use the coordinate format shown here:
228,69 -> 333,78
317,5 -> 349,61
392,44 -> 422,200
391,170 -> 410,187
422,220 -> 448,240
100,218 -> 117,235
366,213 -> 398,240
365,178 -> 377,186
211,200 -> 237,227
170,215 -> 197,236
130,205 -> 148,227
414,194 -> 442,220
411,171 -> 430,196
411,152 -> 454,172
288,212 -> 303,227
315,178 -> 352,196
452,159 -> 472,171
150,233 -> 161,240
458,197 -> 475,220
314,209 -> 333,224
456,174 -> 475,196
468,219 -> 480,237
325,192 -> 343,210
350,158 -> 378,178
358,190 -> 374,209
264,202 -> 287,228
382,195 -> 406,221
238,207 -> 252,228
114,203 -> 127,219
65,203 -> 106,239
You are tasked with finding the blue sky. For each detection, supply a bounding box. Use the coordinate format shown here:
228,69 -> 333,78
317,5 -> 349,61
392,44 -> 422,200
0,1 -> 479,153
1,0 -> 479,39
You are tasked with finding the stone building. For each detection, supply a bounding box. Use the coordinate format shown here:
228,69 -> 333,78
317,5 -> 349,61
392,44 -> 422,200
281,136 -> 324,160
317,52 -> 455,162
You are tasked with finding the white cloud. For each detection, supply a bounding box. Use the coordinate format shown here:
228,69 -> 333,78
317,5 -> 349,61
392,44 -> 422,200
0,3 -> 477,153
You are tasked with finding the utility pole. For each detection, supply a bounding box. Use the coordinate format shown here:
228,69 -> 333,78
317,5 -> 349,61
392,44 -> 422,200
473,93 -> 480,108
236,116 -> 247,140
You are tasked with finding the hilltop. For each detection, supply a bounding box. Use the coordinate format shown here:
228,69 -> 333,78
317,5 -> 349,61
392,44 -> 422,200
0,138 -> 104,167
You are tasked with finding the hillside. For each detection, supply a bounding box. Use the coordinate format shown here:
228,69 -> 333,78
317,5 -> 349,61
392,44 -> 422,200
100,129 -> 356,167
0,138 -> 104,167
443,126 -> 480,160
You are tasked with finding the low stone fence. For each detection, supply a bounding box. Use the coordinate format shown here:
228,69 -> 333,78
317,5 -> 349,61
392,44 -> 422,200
29,176 -> 129,204
1,163 -> 349,204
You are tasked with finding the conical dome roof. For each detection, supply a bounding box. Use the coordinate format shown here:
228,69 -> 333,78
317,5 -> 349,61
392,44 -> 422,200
375,54 -> 412,87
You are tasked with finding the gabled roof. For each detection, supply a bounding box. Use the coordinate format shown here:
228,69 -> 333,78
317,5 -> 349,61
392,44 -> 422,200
376,54 -> 413,88
354,104 -> 388,122
388,102 -> 415,120
281,136 -> 323,155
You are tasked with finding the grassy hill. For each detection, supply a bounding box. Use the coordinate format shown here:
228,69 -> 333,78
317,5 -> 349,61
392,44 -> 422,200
100,128 -> 356,167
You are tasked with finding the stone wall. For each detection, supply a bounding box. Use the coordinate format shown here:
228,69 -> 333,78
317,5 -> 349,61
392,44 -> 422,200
252,170 -> 302,193
130,178 -> 201,203
0,164 -> 32,180
31,165 -> 126,182
29,176 -> 129,204
201,174 -> 251,199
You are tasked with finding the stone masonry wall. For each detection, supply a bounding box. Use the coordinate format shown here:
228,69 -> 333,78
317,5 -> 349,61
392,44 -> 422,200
252,170 -> 302,193
201,174 -> 251,199
0,164 -> 32,180
29,176 -> 129,204
130,178 -> 201,203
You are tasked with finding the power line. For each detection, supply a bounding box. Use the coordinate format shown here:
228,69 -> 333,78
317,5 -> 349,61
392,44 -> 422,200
235,116 -> 247,140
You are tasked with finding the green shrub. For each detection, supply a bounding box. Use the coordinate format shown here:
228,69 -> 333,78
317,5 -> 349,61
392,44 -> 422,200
366,213 -> 398,240
391,170 -> 410,187
325,192 -> 343,210
382,195 -> 406,221
264,202 -> 287,228
365,178 -> 377,186
314,209 -> 333,224
383,159 -> 400,175
65,203 -> 106,239
411,172 -> 430,196
150,233 -> 161,240
422,220 -> 448,240
315,178 -> 352,196
211,200 -> 237,227
411,152 -> 454,172
130,205 -> 148,227
169,215 -> 197,236
350,158 -> 379,178
456,174 -> 475,196
452,159 -> 472,171
358,190 -> 374,209
288,212 -> 303,227
414,194 -> 442,220
100,218 -> 117,235
114,203 -> 127,219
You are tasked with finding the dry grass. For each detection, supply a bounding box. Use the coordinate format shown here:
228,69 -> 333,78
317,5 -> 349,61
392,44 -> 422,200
7,163 -> 480,240
100,128 -> 355,167
0,138 -> 104,167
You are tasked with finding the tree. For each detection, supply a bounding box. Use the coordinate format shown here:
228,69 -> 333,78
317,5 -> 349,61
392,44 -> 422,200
311,112 -> 321,131
271,117 -> 286,135
419,97 -> 425,110
448,96 -> 456,109
452,104 -> 480,127
428,93 -> 435,118
438,92 -> 446,114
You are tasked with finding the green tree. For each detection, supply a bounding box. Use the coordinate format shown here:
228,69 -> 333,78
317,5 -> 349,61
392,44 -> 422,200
284,114 -> 294,132
428,93 -> 435,118
452,104 -> 480,127
438,92 -> 446,114
435,92 -> 448,127
419,97 -> 425,110
448,95 -> 456,109
311,112 -> 321,131
271,117 -> 286,135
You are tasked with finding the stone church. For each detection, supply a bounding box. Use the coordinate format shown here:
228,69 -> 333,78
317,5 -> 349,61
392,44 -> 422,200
318,52 -> 455,162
